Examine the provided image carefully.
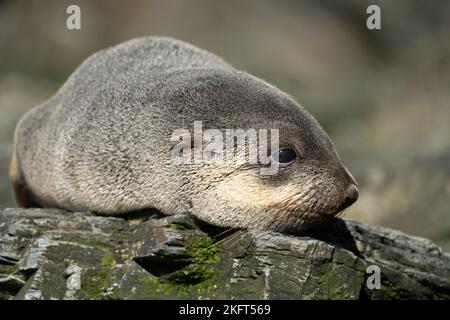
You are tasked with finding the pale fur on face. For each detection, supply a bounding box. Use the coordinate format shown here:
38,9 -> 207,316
190,162 -> 345,233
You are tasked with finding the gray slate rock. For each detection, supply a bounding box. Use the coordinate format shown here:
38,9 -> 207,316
0,208 -> 449,300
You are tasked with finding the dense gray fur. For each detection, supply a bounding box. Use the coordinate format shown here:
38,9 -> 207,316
12,37 -> 357,232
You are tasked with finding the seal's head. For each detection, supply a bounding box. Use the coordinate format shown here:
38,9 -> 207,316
166,69 -> 358,233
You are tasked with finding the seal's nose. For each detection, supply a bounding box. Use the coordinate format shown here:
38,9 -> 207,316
340,184 -> 359,211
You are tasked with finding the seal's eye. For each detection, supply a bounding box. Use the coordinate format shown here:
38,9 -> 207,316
271,148 -> 297,167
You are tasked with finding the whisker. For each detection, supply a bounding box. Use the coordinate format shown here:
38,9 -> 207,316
218,229 -> 247,249
211,227 -> 238,240
199,229 -> 245,253
222,230 -> 247,251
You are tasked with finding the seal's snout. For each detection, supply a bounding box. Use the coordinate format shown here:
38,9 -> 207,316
339,184 -> 359,211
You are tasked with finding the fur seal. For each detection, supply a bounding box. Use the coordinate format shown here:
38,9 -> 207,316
10,37 -> 358,233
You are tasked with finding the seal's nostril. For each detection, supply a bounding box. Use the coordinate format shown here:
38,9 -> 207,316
347,185 -> 359,203
340,184 -> 359,210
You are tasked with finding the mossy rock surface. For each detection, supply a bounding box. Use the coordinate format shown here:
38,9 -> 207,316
0,208 -> 449,300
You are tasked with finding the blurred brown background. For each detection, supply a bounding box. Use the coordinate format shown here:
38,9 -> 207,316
1,0 -> 449,249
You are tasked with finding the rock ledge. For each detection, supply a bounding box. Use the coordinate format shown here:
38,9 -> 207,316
0,208 -> 449,300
